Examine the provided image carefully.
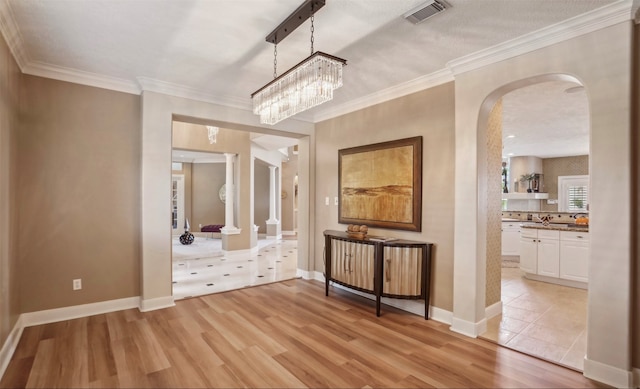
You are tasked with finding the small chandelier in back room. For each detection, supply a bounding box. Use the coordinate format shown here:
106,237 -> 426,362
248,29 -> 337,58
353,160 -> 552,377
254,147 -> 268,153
251,0 -> 347,125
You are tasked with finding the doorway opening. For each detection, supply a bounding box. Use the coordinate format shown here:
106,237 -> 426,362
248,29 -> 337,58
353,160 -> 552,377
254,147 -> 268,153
169,121 -> 302,300
478,77 -> 590,371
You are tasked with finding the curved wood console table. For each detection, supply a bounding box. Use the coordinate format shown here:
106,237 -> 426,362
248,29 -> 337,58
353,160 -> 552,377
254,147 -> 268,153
323,230 -> 433,319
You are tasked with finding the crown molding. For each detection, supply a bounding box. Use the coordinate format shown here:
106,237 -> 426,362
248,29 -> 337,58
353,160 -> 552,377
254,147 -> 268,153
447,0 -> 634,75
137,77 -> 251,111
23,61 -> 141,94
0,0 -> 27,69
1,0 -> 634,118
312,68 -> 454,123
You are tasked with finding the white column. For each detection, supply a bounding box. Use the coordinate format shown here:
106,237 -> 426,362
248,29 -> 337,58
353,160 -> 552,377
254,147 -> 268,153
267,165 -> 278,223
221,153 -> 240,235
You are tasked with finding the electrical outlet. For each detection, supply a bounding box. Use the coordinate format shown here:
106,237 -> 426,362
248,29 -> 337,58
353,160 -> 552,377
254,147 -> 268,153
325,197 -> 329,206
73,279 -> 82,290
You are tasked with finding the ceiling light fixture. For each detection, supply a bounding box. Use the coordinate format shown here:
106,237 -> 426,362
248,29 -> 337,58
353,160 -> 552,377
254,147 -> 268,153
207,126 -> 219,144
251,0 -> 347,125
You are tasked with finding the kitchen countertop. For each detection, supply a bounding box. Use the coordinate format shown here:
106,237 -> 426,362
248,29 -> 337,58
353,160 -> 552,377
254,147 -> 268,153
520,222 -> 589,232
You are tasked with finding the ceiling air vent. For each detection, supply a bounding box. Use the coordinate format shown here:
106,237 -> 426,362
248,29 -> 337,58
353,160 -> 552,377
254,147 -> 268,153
403,0 -> 450,24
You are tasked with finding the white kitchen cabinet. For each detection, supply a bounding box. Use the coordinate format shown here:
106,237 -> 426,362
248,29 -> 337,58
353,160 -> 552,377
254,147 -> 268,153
520,228 -> 589,285
519,229 -> 538,273
501,221 -> 521,256
519,229 -> 560,277
560,231 -> 589,282
537,230 -> 560,277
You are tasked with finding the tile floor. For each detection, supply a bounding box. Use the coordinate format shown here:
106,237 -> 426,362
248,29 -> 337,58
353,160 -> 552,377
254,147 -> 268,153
172,235 -> 299,300
480,266 -> 588,371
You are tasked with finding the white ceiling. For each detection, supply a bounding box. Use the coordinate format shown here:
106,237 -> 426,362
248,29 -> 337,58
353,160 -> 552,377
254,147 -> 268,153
1,0 -> 634,157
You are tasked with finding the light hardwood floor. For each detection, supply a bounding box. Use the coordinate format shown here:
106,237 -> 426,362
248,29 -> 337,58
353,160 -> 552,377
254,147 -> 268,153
1,279 -> 606,388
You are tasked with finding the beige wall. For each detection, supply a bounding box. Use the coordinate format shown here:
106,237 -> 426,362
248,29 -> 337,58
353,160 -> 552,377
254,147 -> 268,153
253,161 -> 270,233
191,163 -> 225,229
281,153 -> 298,232
540,155 -> 589,212
315,83 -> 455,312
18,76 -> 141,312
485,99 -> 502,308
0,26 -> 21,347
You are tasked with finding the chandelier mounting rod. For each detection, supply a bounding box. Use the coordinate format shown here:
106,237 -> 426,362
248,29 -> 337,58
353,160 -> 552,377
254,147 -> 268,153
265,0 -> 325,45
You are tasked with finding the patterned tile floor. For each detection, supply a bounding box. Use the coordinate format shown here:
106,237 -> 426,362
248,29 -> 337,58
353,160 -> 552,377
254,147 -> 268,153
480,266 -> 588,371
172,235 -> 299,300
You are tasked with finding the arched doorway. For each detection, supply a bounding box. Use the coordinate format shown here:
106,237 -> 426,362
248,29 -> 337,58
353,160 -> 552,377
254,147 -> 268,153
477,76 -> 590,370
451,32 -> 634,383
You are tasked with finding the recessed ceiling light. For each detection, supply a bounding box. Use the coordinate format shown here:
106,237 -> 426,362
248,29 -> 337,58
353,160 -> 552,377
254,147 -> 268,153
506,134 -> 515,139
507,153 -> 514,156
565,86 -> 585,94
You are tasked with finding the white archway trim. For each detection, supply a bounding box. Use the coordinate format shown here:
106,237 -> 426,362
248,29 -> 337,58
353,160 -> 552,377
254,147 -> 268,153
452,74 -> 584,338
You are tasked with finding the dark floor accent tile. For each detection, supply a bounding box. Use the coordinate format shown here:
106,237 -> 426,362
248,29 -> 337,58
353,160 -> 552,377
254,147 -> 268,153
172,281 -> 177,284
207,264 -> 213,267
258,275 -> 264,278
224,274 -> 230,276
237,266 -> 243,268
206,283 -> 214,286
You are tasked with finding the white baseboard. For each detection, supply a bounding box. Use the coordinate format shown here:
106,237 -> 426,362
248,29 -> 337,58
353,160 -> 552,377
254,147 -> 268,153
485,301 -> 502,319
139,295 -> 175,312
281,230 -> 296,236
450,316 -> 487,338
0,316 -> 24,380
310,271 -> 325,282
583,357 -> 633,388
296,268 -> 318,280
429,306 -> 453,325
21,296 -> 140,327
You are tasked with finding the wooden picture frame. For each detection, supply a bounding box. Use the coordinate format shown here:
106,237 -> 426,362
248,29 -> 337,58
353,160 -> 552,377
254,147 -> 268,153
338,136 -> 422,232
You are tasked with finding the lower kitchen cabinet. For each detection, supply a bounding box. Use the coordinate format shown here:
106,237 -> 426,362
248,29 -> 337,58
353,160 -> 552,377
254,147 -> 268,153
536,230 -> 560,277
519,228 -> 589,284
519,229 -> 538,273
501,221 -> 521,256
559,231 -> 589,282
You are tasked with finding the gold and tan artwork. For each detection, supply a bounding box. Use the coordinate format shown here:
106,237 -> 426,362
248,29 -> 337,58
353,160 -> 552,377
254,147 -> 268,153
339,137 -> 422,231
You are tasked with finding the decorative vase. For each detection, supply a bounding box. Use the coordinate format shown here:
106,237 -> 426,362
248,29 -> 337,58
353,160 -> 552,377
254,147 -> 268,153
179,218 -> 194,245
180,232 -> 194,245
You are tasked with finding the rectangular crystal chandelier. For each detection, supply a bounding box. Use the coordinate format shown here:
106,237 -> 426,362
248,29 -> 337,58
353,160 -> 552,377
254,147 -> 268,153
251,51 -> 346,125
251,0 -> 346,125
